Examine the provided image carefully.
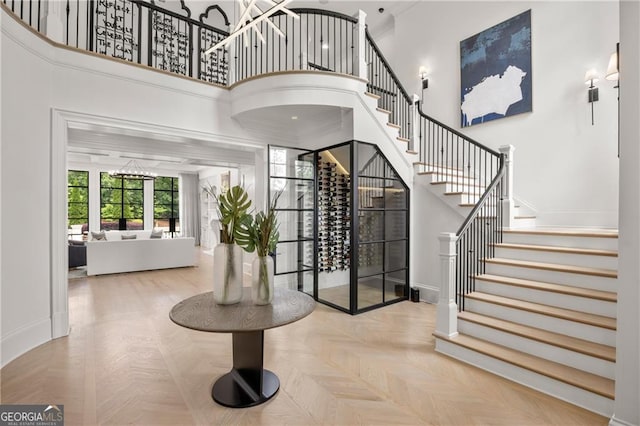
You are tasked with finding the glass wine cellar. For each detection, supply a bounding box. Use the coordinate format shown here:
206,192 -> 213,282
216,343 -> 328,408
268,141 -> 410,314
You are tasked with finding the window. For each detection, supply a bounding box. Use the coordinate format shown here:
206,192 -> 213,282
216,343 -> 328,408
100,172 -> 144,230
154,176 -> 180,234
68,170 -> 89,237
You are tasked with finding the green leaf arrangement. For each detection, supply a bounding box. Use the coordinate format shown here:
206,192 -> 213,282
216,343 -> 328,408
237,191 -> 282,257
203,184 -> 252,244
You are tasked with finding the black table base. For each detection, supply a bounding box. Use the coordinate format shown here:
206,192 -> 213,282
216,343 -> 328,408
211,330 -> 280,408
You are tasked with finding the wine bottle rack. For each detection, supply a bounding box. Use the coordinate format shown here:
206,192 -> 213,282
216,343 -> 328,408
317,157 -> 351,272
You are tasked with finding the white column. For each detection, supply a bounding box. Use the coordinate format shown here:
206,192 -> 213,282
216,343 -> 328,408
44,0 -> 65,44
144,179 -> 154,230
610,2 -> 640,425
410,94 -> 420,153
436,232 -> 458,338
499,144 -> 515,229
352,10 -> 367,80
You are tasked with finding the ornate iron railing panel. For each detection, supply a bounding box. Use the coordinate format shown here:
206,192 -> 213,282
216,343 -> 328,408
2,0 -> 230,85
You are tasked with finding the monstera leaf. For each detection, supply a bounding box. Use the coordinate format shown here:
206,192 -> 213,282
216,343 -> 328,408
236,191 -> 281,257
217,185 -> 252,244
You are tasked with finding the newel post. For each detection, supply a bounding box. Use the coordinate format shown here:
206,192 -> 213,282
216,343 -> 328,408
353,10 -> 367,80
409,94 -> 420,153
436,232 -> 458,338
499,145 -> 515,229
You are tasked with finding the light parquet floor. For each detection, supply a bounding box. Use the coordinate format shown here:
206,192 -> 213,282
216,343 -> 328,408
0,250 -> 607,425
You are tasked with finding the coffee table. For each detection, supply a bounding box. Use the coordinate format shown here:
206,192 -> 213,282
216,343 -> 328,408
169,287 -> 315,408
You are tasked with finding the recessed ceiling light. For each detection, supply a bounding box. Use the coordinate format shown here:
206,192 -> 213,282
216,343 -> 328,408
291,116 -> 298,120
322,43 -> 329,49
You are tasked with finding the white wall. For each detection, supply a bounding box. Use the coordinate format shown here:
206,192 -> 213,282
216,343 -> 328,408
612,2 -> 640,425
390,1 -> 619,228
0,6 -> 267,366
1,9 -> 55,366
412,184 -> 467,302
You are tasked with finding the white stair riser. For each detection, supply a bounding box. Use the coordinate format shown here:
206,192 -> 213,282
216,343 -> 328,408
416,173 -> 477,186
502,233 -> 618,251
494,247 -> 618,270
509,217 -> 537,229
465,298 -> 615,346
458,320 -> 615,379
418,165 -> 469,175
431,183 -> 485,194
434,338 -> 614,417
475,280 -> 617,318
484,263 -> 616,291
445,193 -> 482,205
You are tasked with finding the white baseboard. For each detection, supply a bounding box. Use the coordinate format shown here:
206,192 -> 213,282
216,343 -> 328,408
609,415 -> 637,426
412,283 -> 439,304
1,318 -> 52,368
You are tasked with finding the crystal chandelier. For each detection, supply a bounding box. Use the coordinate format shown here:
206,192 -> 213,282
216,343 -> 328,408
108,159 -> 157,180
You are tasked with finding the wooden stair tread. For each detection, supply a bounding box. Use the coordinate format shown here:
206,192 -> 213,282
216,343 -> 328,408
476,274 -> 617,302
376,107 -> 391,114
485,258 -> 617,279
458,311 -> 616,362
503,228 -> 618,239
514,215 -> 537,219
387,122 -> 401,129
436,333 -> 615,399
405,150 -> 418,155
364,92 -> 381,100
396,137 -> 410,143
466,292 -> 617,330
493,243 -> 618,257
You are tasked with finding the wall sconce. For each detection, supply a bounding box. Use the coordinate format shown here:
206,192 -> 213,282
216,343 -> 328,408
419,66 -> 429,89
606,42 -> 619,87
585,69 -> 599,125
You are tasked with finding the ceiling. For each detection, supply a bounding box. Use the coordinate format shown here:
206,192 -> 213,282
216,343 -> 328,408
67,122 -> 259,173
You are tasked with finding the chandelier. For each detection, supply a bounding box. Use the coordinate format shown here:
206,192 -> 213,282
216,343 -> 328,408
108,159 -> 157,180
204,0 -> 298,55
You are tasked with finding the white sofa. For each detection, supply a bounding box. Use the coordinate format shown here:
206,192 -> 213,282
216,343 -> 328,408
86,230 -> 195,276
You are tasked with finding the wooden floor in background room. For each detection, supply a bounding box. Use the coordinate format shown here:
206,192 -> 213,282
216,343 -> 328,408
0,250 -> 608,425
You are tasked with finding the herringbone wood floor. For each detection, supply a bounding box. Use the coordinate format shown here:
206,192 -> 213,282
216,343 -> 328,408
0,250 -> 607,425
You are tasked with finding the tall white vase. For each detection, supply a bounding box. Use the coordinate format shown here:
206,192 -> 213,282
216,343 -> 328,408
251,255 -> 274,305
213,243 -> 243,305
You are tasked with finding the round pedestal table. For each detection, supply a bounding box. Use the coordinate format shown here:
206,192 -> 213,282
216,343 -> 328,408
169,287 -> 315,408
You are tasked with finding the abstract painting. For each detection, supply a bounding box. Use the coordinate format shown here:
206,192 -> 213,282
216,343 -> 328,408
460,10 -> 532,127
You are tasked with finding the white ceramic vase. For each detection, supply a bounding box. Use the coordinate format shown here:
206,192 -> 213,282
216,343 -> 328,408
251,255 -> 274,305
213,243 -> 243,305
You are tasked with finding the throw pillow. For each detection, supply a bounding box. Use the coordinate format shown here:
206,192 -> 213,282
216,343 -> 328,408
150,229 -> 164,239
91,231 -> 107,241
121,234 -> 137,240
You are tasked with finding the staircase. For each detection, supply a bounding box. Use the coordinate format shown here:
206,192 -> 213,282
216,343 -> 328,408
360,21 -> 617,416
435,228 -> 618,416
